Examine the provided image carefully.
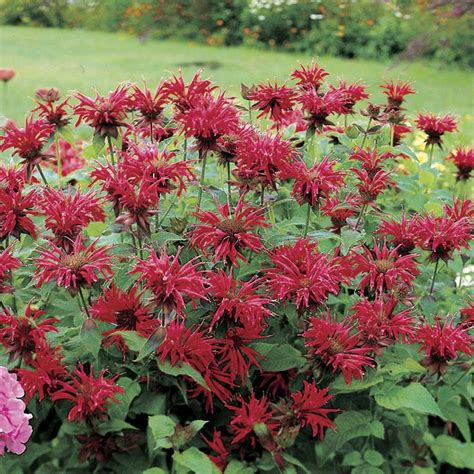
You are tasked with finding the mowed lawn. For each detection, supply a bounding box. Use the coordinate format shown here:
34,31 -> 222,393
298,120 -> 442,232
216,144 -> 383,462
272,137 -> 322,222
0,26 -> 473,140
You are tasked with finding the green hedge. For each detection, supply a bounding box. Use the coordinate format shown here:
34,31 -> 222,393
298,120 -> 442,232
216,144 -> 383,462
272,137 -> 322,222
1,0 -> 472,68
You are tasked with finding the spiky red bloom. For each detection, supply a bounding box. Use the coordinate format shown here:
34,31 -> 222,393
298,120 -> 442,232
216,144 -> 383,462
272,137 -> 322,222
0,245 -> 21,293
236,130 -> 296,190
175,93 -> 241,155
73,84 -> 130,138
298,88 -> 345,130
393,123 -> 411,146
287,157 -> 345,207
352,167 -> 394,204
248,82 -> 297,122
446,147 -> 474,181
33,235 -> 112,293
162,69 -> 217,112
321,194 -> 360,232
0,303 -> 58,363
0,117 -> 54,180
0,188 -> 38,241
291,62 -> 329,90
130,82 -> 167,127
47,139 -> 86,176
0,165 -> 26,195
352,240 -> 419,294
131,247 -> 206,315
122,143 -> 195,197
303,312 -> 374,384
157,320 -> 215,374
331,80 -> 369,113
52,364 -> 124,422
190,197 -> 268,266
415,113 -> 458,147
380,80 -> 415,107
350,146 -> 393,176
414,201 -> 472,262
33,98 -> 70,129
460,303 -> 474,329
228,393 -> 278,449
267,239 -> 349,311
206,270 -> 272,330
202,430 -> 230,472
290,380 -> 337,439
16,345 -> 68,402
376,212 -> 421,255
90,284 -> 158,352
351,296 -> 415,352
415,316 -> 472,375
38,187 -> 105,251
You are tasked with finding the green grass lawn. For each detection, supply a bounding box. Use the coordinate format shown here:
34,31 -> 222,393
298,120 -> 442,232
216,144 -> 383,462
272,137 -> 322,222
0,26 -> 473,140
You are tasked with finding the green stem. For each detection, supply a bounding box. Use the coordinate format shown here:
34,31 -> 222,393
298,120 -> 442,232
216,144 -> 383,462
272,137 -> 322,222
227,161 -> 232,210
36,164 -> 49,186
429,258 -> 440,296
360,117 -> 372,149
54,132 -> 62,187
390,124 -> 395,147
183,137 -> 187,161
428,143 -> 435,168
355,203 -> 367,229
260,185 -> 265,207
78,287 -> 91,319
107,135 -> 115,166
149,122 -> 154,143
303,203 -> 311,238
136,226 -> 144,260
158,196 -> 177,228
197,151 -> 207,209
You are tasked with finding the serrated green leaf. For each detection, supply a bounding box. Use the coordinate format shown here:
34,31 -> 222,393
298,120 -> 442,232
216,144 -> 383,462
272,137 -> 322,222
342,451 -> 363,467
224,460 -> 255,474
158,360 -> 210,390
108,377 -> 141,421
96,419 -> 137,436
332,370 -> 383,392
172,447 -> 220,474
92,132 -> 105,156
341,228 -> 364,255
80,318 -> 101,360
252,343 -> 306,372
363,450 -> 384,467
429,435 -> 474,469
148,414 -> 176,451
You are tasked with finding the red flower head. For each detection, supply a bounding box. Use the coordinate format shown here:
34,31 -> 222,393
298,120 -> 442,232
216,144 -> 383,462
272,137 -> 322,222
287,156 -> 345,207
414,200 -> 472,262
236,130 -> 296,190
0,117 -> 54,181
415,113 -> 457,148
17,345 -> 68,402
190,197 -> 269,266
415,316 -> 472,375
303,312 -> 374,384
272,108 -> 308,133
446,147 -> 474,181
47,138 -> 86,177
352,167 -> 394,204
331,80 -> 369,113
131,246 -> 206,315
380,80 -> 415,108
248,81 -> 297,122
0,165 -> 27,195
0,68 -> 15,82
73,83 -> 130,138
35,87 -> 61,103
376,212 -> 421,255
321,194 -> 360,233
350,145 -> 394,176
33,97 -> 70,129
0,245 -> 21,293
460,303 -> 474,329
228,393 -> 278,450
0,303 -> 58,364
206,269 -> 272,330
291,62 -> 329,91
351,296 -> 415,352
393,123 -> 412,146
298,88 -> 345,130
90,284 -> 158,352
157,320 -> 215,374
0,188 -> 38,241
214,125 -> 254,166
202,430 -> 230,471
52,364 -> 124,422
267,239 -> 350,311
130,81 -> 167,128
162,69 -> 217,112
352,239 -> 419,294
175,93 -> 241,155
38,187 -> 105,251
33,235 -> 112,294
289,380 -> 337,439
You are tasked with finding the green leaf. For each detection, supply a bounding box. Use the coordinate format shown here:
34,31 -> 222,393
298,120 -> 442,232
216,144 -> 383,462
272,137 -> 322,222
373,383 -> 445,419
158,360 -> 210,390
135,327 -> 166,361
252,343 -> 306,372
58,126 -> 76,145
428,435 -> 474,469
148,415 -> 176,451
80,318 -> 101,360
280,452 -> 310,473
132,392 -> 167,416
224,460 -> 255,474
394,143 -> 418,160
108,377 -> 141,421
153,231 -> 186,246
341,228 -> 364,255
96,419 -> 137,436
172,447 -> 220,474
419,170 -> 435,187
369,420 -> 385,439
352,466 -> 384,474
92,132 -> 105,156
363,450 -> 384,467
115,331 -> 147,352
142,469 -> 166,474
342,451 -> 362,467
332,370 -> 383,392
439,399 -> 471,442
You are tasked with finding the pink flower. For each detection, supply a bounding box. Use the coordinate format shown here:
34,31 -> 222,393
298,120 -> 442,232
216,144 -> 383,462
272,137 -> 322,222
0,366 -> 33,456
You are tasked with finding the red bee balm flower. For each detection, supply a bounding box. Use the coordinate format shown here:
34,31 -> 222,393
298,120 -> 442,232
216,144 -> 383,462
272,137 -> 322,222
331,80 -> 369,113
376,212 -> 421,255
303,312 -> 374,384
380,80 -> 415,108
298,88 -> 345,130
248,82 -> 297,122
131,247 -> 206,315
0,117 -> 54,181
190,198 -> 269,266
73,84 -> 130,138
52,364 -> 124,422
352,240 -> 419,294
130,82 -> 167,128
290,380 -> 338,439
446,147 -> 474,181
415,113 -> 457,147
202,430 -> 230,472
0,188 -> 38,241
33,235 -> 112,293
0,245 -> 21,293
291,62 -> 329,90
415,316 -> 472,375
